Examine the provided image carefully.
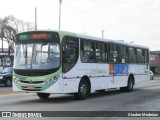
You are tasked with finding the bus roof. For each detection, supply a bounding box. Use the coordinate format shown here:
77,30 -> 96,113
74,32 -> 149,49
17,30 -> 149,49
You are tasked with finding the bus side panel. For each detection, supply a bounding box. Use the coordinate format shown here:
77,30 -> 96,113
109,64 -> 129,88
110,76 -> 128,88
62,62 -> 129,93
128,64 -> 150,85
46,77 -> 63,93
62,62 -> 110,93
63,78 -> 80,93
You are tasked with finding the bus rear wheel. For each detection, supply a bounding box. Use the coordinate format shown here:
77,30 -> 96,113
75,79 -> 89,100
37,93 -> 50,99
120,76 -> 134,92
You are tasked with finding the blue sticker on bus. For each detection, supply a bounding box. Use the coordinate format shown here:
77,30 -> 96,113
114,64 -> 128,74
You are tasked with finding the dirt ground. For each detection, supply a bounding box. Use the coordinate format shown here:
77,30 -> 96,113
0,91 -> 23,95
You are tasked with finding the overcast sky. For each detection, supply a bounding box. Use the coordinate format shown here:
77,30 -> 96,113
0,0 -> 160,50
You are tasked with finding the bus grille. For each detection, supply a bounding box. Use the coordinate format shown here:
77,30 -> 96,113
21,86 -> 42,91
20,80 -> 44,84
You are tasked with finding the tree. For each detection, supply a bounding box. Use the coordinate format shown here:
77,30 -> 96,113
0,15 -> 34,54
0,16 -> 16,54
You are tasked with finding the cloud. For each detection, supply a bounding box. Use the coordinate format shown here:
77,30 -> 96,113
0,0 -> 159,50
64,0 -> 160,50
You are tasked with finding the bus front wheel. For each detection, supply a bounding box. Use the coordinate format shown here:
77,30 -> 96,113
75,79 -> 89,100
37,93 -> 50,99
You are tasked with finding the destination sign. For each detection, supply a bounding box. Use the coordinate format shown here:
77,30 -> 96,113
19,33 -> 53,40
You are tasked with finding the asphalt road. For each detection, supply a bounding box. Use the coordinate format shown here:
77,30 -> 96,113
0,84 -> 12,91
0,79 -> 160,120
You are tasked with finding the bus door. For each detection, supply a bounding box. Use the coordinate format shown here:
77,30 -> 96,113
62,36 -> 79,77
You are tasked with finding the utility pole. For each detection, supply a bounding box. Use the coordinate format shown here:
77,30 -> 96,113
35,7 -> 37,30
102,29 -> 104,38
59,0 -> 62,30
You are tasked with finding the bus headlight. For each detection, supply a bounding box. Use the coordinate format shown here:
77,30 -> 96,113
44,75 -> 60,85
53,74 -> 60,81
44,79 -> 55,85
49,79 -> 55,83
44,80 -> 49,85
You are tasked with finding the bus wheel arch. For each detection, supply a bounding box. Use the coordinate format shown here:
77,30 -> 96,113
74,76 -> 91,100
120,74 -> 134,92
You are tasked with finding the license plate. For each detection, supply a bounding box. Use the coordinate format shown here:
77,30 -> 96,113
27,86 -> 35,89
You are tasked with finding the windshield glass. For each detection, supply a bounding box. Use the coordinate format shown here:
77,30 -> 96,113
2,67 -> 13,73
14,43 -> 60,70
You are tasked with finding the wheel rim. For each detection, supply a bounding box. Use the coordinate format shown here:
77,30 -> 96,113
80,83 -> 87,96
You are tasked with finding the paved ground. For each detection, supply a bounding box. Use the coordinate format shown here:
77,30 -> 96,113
0,84 -> 12,90
0,79 -> 160,120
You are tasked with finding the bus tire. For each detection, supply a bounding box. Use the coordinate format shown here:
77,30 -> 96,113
37,93 -> 50,99
120,76 -> 134,92
74,79 -> 89,100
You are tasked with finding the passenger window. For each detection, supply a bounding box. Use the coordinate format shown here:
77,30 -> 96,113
137,48 -> 144,63
143,49 -> 149,63
109,44 -> 118,63
119,46 -> 128,63
129,47 -> 136,63
81,40 -> 95,62
95,43 -> 101,62
101,44 -> 108,62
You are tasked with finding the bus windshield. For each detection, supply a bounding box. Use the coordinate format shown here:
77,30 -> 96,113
14,42 -> 60,70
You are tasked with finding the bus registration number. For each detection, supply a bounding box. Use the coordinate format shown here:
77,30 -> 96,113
27,86 -> 35,89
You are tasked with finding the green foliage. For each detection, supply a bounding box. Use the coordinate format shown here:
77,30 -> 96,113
0,15 -> 34,53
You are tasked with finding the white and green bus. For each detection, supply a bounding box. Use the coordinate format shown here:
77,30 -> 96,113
13,30 -> 150,100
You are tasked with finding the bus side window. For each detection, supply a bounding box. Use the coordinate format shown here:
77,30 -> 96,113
119,46 -> 128,63
101,43 -> 108,62
137,48 -> 144,63
95,42 -> 102,62
129,47 -> 136,63
81,40 -> 95,62
109,44 -> 118,63
143,49 -> 149,64
81,40 -> 89,62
